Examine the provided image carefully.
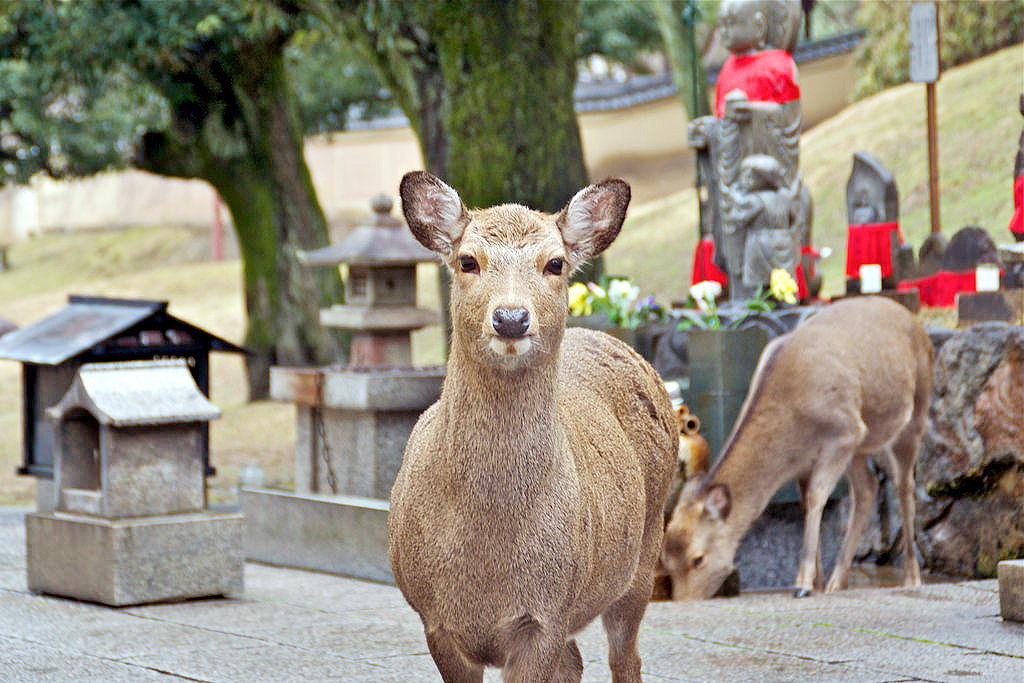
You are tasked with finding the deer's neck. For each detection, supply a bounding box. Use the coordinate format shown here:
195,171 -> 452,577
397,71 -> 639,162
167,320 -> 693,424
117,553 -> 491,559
704,412 -> 796,545
442,348 -> 564,486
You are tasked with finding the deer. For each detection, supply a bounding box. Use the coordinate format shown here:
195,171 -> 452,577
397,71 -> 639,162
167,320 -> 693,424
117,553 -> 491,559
662,296 -> 933,600
388,171 -> 678,682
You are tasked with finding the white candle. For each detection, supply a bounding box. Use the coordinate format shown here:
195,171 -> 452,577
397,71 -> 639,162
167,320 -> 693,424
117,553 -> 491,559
976,264 -> 1000,292
859,264 -> 883,294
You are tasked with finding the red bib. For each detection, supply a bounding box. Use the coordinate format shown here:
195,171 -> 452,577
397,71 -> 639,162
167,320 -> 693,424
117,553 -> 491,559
715,50 -> 801,118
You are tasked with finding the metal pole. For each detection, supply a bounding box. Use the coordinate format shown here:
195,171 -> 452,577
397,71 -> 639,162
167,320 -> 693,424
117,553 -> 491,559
927,2 -> 941,234
926,81 -> 940,234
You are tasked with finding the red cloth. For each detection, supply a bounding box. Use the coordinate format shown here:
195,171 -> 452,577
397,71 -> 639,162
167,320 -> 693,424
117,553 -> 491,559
691,237 -> 729,287
897,270 -> 982,308
795,246 -> 815,300
845,222 -> 902,279
690,238 -> 811,300
715,49 -> 801,117
1009,175 -> 1024,237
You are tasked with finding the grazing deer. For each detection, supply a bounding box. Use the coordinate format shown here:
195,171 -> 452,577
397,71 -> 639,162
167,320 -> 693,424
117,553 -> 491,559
388,172 -> 677,682
662,296 -> 932,600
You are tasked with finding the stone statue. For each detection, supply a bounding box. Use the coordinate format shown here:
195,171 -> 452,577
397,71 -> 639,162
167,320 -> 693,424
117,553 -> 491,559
844,151 -> 915,287
689,0 -> 811,300
846,151 -> 898,225
725,154 -> 801,290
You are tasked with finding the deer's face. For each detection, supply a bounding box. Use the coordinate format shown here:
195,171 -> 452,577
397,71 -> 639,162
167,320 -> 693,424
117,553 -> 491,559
448,207 -> 569,369
399,172 -> 631,371
662,482 -> 737,600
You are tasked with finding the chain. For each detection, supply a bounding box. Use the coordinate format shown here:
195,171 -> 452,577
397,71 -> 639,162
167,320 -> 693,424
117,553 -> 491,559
314,406 -> 338,495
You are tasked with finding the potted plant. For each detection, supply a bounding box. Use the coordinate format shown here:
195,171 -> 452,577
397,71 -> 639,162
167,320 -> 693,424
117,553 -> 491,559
567,277 -> 666,360
679,270 -> 799,460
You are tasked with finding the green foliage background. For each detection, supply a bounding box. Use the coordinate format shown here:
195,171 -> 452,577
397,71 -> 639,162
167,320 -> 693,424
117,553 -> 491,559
854,0 -> 1024,99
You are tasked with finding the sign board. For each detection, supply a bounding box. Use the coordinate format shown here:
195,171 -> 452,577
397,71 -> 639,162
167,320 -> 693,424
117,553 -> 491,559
909,2 -> 940,83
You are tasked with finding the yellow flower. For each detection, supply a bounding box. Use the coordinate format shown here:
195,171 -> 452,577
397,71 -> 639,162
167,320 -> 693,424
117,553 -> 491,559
568,282 -> 592,316
769,269 -> 799,305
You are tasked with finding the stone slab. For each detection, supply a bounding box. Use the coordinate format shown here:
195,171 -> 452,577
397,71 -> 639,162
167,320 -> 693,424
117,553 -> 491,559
240,488 -> 393,584
26,510 -> 244,606
998,559 -> 1024,621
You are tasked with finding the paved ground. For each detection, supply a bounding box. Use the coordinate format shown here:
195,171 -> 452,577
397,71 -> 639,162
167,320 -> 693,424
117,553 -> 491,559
1,507 -> 1021,682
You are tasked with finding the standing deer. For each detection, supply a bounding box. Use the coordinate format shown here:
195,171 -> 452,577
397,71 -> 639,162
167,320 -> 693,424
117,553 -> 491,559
388,172 -> 677,682
662,296 -> 932,600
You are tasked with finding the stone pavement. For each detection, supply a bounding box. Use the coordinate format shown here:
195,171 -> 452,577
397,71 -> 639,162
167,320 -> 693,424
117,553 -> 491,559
1,507 -> 1021,682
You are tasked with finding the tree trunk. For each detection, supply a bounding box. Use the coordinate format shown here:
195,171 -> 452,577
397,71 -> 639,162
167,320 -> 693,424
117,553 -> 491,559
139,39 -> 343,400
438,0 -> 588,213
436,0 -> 599,284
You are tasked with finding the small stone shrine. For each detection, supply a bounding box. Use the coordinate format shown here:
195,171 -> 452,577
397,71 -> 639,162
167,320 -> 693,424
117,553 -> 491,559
0,295 -> 245,510
242,195 -> 444,583
26,360 -> 244,606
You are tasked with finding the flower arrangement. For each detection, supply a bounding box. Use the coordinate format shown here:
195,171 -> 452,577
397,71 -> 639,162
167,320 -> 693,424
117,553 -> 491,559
568,277 -> 664,329
678,268 -> 798,330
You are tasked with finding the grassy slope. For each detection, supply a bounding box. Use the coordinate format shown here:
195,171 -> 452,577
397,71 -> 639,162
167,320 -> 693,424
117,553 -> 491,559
0,45 -> 1018,504
605,44 -> 1022,304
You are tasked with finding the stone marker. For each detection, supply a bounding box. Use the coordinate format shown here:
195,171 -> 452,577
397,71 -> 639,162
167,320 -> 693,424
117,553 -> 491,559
998,559 -> 1024,621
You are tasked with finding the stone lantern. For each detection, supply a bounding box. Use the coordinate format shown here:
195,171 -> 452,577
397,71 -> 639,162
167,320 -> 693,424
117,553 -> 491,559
243,195 -> 445,583
299,194 -> 437,366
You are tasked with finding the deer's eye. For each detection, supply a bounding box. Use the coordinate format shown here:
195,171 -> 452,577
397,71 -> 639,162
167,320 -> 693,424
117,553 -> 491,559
458,255 -> 479,274
692,555 -> 705,569
544,258 -> 564,276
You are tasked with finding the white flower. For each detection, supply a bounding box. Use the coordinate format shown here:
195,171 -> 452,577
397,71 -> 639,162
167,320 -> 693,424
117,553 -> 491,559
607,279 -> 639,309
689,280 -> 722,312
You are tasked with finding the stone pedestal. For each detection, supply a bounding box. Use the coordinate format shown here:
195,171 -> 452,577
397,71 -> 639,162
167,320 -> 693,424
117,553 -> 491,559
270,365 -> 444,498
24,360 -> 245,606
27,510 -> 244,606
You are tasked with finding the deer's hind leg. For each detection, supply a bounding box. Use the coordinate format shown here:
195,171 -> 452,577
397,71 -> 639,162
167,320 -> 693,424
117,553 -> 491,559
826,450 -> 878,592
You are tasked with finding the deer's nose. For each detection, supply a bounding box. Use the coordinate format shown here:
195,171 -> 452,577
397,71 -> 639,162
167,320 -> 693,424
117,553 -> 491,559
492,308 -> 530,338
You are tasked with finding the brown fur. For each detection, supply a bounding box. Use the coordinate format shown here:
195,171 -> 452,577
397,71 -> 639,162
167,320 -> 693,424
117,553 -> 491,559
389,172 -> 677,682
662,296 -> 933,600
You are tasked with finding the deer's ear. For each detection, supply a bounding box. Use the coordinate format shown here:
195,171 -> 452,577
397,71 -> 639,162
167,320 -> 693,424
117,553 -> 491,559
556,178 -> 630,267
703,484 -> 731,522
400,171 -> 469,257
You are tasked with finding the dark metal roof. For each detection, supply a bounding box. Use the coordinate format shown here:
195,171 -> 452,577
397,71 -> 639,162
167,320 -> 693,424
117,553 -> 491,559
0,295 -> 246,365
